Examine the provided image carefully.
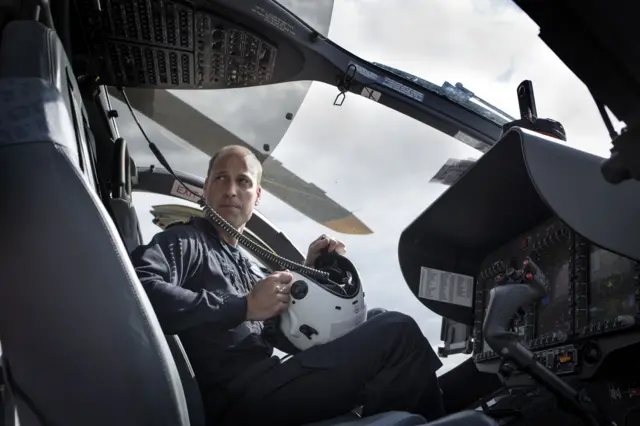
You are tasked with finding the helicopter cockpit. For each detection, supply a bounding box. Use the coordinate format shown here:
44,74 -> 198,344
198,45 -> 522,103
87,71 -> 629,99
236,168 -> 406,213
1,1 -> 639,426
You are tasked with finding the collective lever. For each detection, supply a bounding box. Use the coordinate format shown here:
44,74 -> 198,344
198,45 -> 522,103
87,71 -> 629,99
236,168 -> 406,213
482,257 -> 612,426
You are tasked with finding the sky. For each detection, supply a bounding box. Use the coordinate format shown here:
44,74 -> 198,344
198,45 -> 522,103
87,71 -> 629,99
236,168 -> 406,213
130,0 -> 625,375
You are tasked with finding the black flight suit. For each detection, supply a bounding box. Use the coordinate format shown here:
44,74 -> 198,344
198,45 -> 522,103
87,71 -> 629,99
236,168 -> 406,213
130,217 -> 444,426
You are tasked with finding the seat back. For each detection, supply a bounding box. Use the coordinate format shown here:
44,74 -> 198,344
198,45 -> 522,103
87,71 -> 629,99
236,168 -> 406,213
166,336 -> 206,426
0,19 -> 189,426
0,350 -> 7,426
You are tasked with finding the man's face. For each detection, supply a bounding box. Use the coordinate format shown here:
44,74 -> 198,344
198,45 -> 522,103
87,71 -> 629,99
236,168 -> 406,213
203,151 -> 262,230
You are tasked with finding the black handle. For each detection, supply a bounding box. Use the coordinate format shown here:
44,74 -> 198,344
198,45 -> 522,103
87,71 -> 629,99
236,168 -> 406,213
601,151 -> 630,184
482,258 -> 547,360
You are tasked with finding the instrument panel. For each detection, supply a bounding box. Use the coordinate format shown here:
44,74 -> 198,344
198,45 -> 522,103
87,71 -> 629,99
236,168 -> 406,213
75,0 -> 279,89
473,216 -> 640,374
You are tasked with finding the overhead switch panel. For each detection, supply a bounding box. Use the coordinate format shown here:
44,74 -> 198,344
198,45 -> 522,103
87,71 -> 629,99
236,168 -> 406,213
76,0 -> 278,89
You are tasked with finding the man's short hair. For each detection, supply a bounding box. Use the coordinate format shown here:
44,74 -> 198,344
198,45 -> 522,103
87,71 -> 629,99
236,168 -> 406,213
206,145 -> 263,184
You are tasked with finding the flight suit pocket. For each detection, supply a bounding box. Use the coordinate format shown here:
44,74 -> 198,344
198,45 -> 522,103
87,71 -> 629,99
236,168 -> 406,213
236,355 -> 327,404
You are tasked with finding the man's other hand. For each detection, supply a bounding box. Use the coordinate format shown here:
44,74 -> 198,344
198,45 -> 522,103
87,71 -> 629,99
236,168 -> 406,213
246,271 -> 293,321
304,234 -> 347,267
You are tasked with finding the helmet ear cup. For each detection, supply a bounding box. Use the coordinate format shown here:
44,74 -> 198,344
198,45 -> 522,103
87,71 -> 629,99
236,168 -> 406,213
264,316 -> 302,356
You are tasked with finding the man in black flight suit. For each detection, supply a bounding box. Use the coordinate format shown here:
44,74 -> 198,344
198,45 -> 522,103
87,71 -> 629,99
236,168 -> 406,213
130,145 -> 445,426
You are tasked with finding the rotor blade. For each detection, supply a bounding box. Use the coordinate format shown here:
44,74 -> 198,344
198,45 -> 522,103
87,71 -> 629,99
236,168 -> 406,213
262,156 -> 373,235
110,88 -> 372,234
109,87 -> 269,160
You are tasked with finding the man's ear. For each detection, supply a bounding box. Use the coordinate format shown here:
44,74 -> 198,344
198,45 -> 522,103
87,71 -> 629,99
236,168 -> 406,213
203,175 -> 212,203
255,185 -> 262,205
202,177 -> 209,195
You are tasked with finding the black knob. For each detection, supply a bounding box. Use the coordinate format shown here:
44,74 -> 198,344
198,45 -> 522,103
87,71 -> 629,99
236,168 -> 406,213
583,343 -> 601,365
601,152 -> 630,184
290,280 -> 308,300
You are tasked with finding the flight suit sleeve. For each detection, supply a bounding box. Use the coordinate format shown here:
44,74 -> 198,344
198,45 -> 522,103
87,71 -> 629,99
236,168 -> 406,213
130,227 -> 248,334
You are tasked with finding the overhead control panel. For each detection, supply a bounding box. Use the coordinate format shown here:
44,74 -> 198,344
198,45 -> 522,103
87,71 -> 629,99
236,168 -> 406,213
398,127 -> 640,382
73,0 -> 286,89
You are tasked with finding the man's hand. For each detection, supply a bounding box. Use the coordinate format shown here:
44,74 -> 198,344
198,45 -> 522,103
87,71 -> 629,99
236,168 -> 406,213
246,271 -> 293,321
304,234 -> 347,267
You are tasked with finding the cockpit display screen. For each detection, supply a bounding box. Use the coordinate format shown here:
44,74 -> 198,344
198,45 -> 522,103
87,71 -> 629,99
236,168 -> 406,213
534,237 -> 572,338
589,246 -> 637,323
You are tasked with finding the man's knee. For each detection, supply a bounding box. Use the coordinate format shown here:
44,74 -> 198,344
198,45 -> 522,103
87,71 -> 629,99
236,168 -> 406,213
371,310 -> 419,326
368,311 -> 425,341
366,307 -> 387,320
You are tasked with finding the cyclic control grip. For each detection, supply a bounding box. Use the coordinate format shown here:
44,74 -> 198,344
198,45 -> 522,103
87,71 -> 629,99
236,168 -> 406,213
482,257 -> 547,361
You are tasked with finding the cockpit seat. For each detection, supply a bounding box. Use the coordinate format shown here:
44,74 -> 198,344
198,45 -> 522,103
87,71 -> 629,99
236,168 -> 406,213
0,18 -> 189,426
165,336 -> 207,426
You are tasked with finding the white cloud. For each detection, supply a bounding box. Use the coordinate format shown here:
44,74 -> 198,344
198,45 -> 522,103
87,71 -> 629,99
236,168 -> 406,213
131,0 -> 621,376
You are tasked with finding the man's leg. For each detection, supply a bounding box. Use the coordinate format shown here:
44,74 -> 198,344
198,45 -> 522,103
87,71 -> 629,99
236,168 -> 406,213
220,311 -> 444,426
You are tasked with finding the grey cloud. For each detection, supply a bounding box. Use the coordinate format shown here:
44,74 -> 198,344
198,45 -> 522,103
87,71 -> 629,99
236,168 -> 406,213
277,0 -> 336,36
471,0 -> 518,15
331,0 -> 528,79
270,82 -> 480,215
496,57 -> 515,83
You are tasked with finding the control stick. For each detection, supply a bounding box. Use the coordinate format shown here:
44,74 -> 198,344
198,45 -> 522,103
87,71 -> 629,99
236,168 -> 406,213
482,258 -> 611,426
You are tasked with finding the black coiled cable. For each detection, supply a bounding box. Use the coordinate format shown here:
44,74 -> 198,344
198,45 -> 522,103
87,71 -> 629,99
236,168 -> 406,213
198,200 -> 329,278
